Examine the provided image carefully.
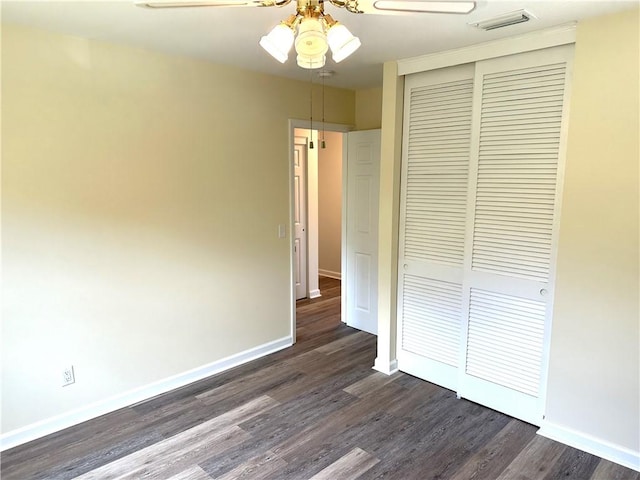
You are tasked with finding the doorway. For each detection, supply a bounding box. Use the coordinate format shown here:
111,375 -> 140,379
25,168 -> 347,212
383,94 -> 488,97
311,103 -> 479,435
289,120 -> 351,342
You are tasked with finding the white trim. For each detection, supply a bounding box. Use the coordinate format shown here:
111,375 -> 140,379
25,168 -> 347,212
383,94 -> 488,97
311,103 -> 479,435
309,289 -> 322,299
0,336 -> 293,452
397,23 -> 576,76
341,132 -> 349,324
373,357 -> 399,375
538,422 -> 640,472
319,269 -> 341,280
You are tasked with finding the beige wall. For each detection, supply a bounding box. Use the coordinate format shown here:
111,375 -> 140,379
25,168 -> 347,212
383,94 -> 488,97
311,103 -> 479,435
545,8 -> 639,452
355,87 -> 383,130
318,131 -> 343,277
1,24 -> 354,433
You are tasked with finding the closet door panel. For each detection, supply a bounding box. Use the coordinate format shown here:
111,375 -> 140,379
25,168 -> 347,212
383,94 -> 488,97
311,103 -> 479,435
397,64 -> 474,389
459,45 -> 574,425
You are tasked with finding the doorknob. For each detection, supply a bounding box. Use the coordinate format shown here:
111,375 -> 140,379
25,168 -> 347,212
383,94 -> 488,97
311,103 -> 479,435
540,288 -> 548,296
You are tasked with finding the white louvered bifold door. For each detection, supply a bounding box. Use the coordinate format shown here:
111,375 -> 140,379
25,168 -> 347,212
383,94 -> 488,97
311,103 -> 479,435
397,64 -> 474,390
458,45 -> 574,425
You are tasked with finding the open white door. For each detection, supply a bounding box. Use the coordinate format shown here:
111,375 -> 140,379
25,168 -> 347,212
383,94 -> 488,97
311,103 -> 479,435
344,129 -> 381,335
293,136 -> 308,300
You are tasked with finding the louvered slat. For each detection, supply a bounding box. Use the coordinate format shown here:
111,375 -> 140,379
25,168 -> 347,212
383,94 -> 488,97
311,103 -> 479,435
465,289 -> 545,396
471,63 -> 566,281
405,78 -> 473,265
402,275 -> 463,366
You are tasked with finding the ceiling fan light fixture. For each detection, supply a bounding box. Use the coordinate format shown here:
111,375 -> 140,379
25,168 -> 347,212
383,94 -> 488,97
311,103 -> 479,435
259,22 -> 295,63
139,0 -> 480,70
326,23 -> 361,62
260,3 -> 362,68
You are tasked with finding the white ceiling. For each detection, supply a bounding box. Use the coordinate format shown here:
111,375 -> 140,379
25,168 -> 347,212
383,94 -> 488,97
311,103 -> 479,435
2,0 -> 637,89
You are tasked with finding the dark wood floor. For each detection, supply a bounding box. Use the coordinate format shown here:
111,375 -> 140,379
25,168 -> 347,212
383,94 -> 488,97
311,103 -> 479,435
2,276 -> 638,480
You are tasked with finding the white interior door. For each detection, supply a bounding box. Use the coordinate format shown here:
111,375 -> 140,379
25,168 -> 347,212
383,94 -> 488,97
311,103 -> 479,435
345,129 -> 381,335
294,136 -> 308,300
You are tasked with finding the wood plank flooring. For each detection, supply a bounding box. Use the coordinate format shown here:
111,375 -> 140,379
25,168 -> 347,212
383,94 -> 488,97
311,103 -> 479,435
2,277 -> 638,479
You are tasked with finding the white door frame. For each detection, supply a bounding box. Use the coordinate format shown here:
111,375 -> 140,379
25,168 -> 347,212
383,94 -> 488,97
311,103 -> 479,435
288,119 -> 352,343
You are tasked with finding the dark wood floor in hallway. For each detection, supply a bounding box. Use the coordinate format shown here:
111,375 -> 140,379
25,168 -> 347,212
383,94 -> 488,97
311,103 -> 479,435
2,277 -> 638,480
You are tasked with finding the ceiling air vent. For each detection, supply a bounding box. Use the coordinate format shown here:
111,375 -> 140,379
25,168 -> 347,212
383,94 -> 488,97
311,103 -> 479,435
470,9 -> 535,31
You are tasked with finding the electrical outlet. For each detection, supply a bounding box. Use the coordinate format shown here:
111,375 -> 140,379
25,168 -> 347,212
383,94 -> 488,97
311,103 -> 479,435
62,366 -> 75,386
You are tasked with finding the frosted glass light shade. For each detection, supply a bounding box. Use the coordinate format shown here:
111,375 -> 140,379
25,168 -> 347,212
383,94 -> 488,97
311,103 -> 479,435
327,24 -> 361,63
259,24 -> 295,63
295,17 -> 329,58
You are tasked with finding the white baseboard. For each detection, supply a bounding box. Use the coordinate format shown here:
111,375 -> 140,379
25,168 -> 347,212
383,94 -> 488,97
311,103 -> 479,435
319,269 -> 341,280
373,357 -> 399,375
309,289 -> 322,299
538,421 -> 640,472
0,336 -> 293,452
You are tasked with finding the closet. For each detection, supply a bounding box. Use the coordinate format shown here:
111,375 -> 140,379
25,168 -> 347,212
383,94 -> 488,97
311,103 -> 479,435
396,44 -> 574,426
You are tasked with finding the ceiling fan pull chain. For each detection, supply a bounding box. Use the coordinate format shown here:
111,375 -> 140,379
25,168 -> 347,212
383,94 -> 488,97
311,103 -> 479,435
309,65 -> 314,149
321,69 -> 326,149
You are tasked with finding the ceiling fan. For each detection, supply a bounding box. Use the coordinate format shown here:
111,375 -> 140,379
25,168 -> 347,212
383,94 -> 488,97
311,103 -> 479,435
135,0 -> 476,69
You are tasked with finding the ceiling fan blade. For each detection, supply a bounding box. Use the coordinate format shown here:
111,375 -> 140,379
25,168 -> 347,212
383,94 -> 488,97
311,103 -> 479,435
134,0 -> 266,8
353,0 -> 475,15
